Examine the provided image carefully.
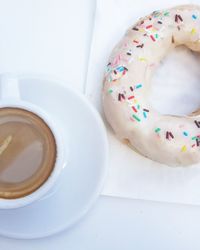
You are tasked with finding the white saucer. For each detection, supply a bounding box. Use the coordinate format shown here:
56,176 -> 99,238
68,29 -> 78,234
0,75 -> 108,239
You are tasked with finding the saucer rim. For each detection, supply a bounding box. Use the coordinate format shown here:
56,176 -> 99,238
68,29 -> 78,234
0,74 -> 109,239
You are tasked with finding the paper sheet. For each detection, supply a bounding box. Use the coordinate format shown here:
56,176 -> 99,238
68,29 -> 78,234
85,0 -> 200,204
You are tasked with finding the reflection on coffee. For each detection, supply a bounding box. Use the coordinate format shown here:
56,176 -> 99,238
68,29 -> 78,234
0,108 -> 57,199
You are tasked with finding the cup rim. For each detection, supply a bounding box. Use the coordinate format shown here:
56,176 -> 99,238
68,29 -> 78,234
0,100 -> 67,209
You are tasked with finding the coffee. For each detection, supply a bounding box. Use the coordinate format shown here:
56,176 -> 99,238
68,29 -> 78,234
0,108 -> 57,199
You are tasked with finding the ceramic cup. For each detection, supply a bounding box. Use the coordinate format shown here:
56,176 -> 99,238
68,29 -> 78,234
0,74 -> 68,209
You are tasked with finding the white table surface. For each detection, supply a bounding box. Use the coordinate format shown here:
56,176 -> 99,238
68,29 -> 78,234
1,0 -> 200,249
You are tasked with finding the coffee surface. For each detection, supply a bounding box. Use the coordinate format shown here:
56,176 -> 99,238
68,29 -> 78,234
0,108 -> 56,199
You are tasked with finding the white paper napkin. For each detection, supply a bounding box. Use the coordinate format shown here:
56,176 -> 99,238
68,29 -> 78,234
85,0 -> 200,204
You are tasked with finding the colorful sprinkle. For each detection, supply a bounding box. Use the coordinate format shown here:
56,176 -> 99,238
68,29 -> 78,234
194,120 -> 200,128
132,114 -> 141,122
139,57 -> 147,62
150,35 -> 156,42
112,55 -> 121,66
143,108 -> 149,112
130,86 -> 134,91
137,104 -> 140,109
132,106 -> 137,113
152,11 -> 161,18
128,96 -> 134,100
136,84 -> 142,89
164,11 -> 169,16
132,27 -> 139,31
181,145 -> 187,152
108,89 -> 113,94
136,44 -> 144,48
143,111 -> 147,118
155,34 -> 159,39
118,93 -> 125,101
192,136 -> 197,140
183,131 -> 188,137
196,139 -> 200,147
191,28 -> 196,35
117,66 -> 126,72
175,14 -> 183,23
166,131 -> 174,140
155,128 -> 161,133
192,14 -> 197,20
146,25 -> 153,29
133,40 -> 139,44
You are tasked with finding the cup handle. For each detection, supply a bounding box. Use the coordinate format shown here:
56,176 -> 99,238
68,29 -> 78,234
0,74 -> 20,101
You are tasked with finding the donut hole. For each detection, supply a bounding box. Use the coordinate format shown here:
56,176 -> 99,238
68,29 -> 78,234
150,45 -> 200,116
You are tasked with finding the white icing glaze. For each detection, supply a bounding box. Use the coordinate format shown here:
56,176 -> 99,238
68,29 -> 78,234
103,5 -> 200,166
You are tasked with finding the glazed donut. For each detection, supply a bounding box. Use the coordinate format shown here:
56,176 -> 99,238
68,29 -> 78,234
103,5 -> 200,166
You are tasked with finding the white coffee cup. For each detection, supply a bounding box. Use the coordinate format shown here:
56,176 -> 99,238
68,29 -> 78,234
0,74 -> 68,209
